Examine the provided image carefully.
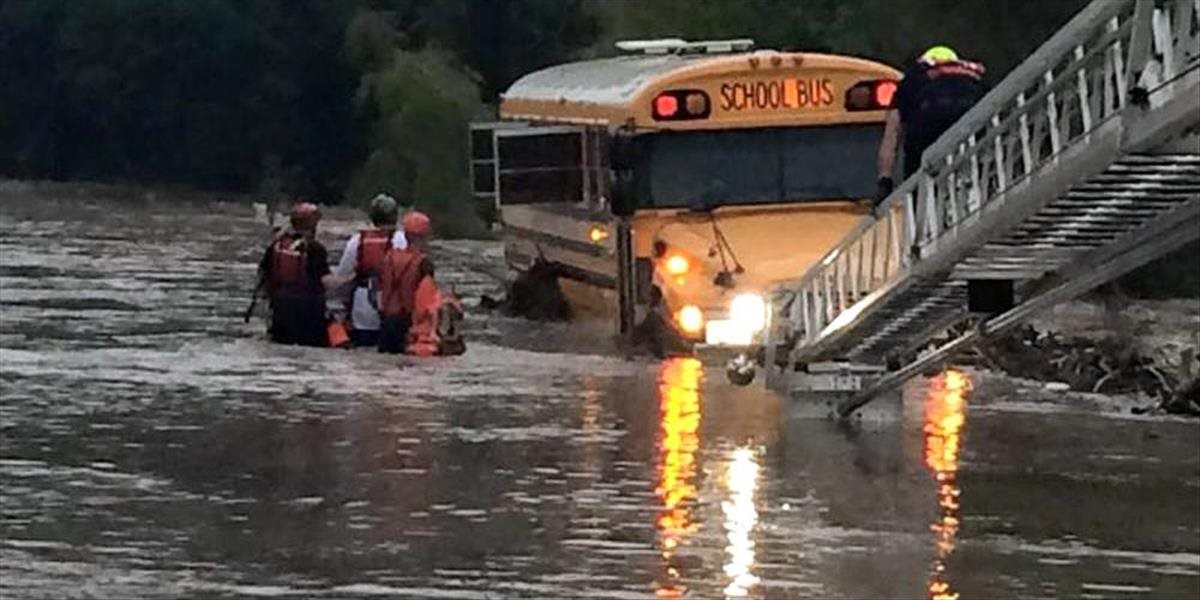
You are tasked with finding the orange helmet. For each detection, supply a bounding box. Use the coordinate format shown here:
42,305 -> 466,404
402,210 -> 432,237
290,201 -> 321,231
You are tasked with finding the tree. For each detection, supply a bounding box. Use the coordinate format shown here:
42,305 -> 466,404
348,44 -> 485,236
586,0 -> 1088,75
0,0 -> 362,198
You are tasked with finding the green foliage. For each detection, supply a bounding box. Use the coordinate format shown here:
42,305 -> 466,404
588,0 -> 1088,75
433,0 -> 600,100
349,46 -> 486,237
586,0 -> 847,56
0,0 -> 360,198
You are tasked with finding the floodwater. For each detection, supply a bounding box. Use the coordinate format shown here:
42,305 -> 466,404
1,192 -> 1198,599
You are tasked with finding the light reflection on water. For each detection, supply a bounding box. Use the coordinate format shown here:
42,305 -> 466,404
654,358 -> 702,598
924,370 -> 969,600
722,446 -> 761,598
652,358 -> 764,599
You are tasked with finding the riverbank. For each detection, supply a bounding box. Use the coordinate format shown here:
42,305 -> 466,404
975,297 -> 1200,415
0,179 -> 494,239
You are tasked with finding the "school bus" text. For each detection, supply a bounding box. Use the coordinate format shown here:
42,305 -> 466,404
719,78 -> 835,112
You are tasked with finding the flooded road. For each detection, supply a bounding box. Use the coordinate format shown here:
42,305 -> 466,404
1,192 -> 1198,599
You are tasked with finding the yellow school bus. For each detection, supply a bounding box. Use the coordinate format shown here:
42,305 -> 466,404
470,38 -> 899,348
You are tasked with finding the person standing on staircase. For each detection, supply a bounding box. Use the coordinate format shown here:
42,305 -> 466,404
377,211 -> 436,354
875,45 -> 987,204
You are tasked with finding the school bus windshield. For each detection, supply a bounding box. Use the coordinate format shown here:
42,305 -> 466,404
637,123 -> 882,209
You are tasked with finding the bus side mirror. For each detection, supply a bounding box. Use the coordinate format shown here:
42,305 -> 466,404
608,134 -> 641,217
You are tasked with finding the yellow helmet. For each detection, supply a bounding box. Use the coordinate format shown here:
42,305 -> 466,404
921,45 -> 958,64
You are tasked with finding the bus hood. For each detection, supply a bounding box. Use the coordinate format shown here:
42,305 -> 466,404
643,202 -> 868,304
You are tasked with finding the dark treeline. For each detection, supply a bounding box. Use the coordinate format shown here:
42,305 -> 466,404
1,1 -> 360,198
2,0 -> 1087,215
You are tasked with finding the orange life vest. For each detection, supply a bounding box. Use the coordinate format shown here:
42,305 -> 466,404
269,233 -> 308,294
378,248 -> 425,318
326,318 -> 351,348
354,228 -> 393,286
407,277 -> 465,357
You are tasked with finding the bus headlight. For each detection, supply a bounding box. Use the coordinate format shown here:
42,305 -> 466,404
676,305 -> 705,335
664,254 -> 690,275
730,293 -> 766,333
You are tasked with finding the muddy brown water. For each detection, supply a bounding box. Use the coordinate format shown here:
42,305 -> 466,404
1,194 -> 1197,599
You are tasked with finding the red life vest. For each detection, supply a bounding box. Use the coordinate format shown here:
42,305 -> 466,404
379,248 -> 426,318
354,228 -> 393,286
270,233 -> 308,293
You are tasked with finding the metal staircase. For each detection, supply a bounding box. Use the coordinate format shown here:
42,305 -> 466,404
763,0 -> 1200,415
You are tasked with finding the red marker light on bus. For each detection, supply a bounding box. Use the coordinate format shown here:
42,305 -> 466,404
845,79 -> 898,111
654,94 -> 679,118
873,80 -> 898,108
652,90 -> 710,120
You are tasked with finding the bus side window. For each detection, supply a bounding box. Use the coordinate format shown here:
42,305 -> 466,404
582,126 -> 609,212
471,122 -> 615,211
494,126 -> 585,206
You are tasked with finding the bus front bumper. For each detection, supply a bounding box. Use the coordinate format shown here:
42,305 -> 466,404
681,292 -> 769,348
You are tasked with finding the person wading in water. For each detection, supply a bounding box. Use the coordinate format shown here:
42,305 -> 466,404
256,201 -> 340,347
332,193 -> 408,349
377,211 -> 436,354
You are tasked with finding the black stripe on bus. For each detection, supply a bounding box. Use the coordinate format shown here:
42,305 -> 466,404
505,224 -> 611,258
527,203 -> 612,222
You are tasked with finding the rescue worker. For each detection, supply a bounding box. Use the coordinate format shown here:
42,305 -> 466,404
377,211 -> 435,354
332,193 -> 408,347
876,45 -> 987,202
257,202 -> 338,347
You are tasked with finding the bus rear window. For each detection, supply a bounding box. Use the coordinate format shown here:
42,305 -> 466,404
638,124 -> 882,208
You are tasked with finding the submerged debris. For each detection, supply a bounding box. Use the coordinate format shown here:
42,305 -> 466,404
480,259 -> 572,321
976,326 -> 1200,416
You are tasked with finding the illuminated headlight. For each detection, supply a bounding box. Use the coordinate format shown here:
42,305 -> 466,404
730,293 -> 766,333
676,305 -> 705,335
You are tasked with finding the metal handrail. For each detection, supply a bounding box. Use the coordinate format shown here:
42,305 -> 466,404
772,0 -> 1195,352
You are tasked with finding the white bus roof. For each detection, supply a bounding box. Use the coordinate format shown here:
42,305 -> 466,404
502,53 -> 712,106
499,50 -> 900,127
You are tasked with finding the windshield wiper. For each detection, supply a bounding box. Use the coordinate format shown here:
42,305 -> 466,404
687,194 -> 744,289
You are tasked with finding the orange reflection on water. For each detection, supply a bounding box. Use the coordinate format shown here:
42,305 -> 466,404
654,358 -> 703,598
923,369 -> 970,600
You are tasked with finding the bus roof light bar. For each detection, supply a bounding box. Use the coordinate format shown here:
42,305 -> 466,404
615,38 -> 755,55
